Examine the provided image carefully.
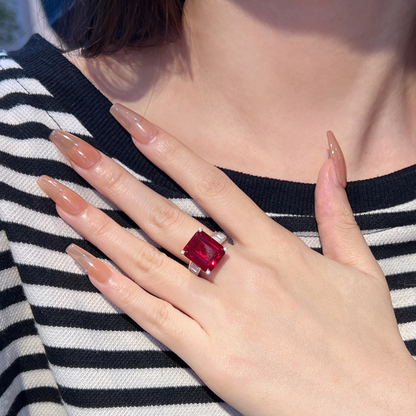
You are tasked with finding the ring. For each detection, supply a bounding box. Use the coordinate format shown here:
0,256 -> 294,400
181,228 -> 227,275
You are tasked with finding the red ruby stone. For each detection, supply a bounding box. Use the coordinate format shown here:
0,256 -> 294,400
182,230 -> 225,273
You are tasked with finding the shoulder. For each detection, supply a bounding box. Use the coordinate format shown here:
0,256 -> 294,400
0,37 -> 95,175
0,36 -> 169,206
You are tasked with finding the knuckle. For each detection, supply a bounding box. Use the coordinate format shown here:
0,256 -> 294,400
245,262 -> 280,293
113,282 -> 139,306
196,170 -> 230,202
102,167 -> 127,195
133,245 -> 166,274
146,301 -> 173,329
338,209 -> 359,231
154,134 -> 181,163
88,215 -> 114,239
149,202 -> 182,231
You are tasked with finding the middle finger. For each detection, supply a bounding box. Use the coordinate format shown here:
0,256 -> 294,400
49,129 -> 220,262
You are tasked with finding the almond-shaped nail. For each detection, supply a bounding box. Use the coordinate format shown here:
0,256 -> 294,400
327,130 -> 347,188
110,103 -> 158,144
50,130 -> 101,169
66,244 -> 113,283
37,175 -> 88,215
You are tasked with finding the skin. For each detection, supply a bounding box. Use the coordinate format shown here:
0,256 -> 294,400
42,0 -> 416,413
67,0 -> 416,182
38,123 -> 416,415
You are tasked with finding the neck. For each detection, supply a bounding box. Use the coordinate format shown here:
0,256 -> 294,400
70,0 -> 416,182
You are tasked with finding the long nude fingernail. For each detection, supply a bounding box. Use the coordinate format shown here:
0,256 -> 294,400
110,103 -> 158,144
327,131 -> 347,188
37,175 -> 88,215
66,244 -> 113,283
50,130 -> 101,169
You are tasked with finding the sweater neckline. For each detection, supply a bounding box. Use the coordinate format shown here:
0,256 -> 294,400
9,35 -> 416,216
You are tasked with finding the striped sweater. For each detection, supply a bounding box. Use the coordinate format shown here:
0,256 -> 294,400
0,35 -> 415,415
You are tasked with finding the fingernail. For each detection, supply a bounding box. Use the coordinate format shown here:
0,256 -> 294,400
66,244 -> 113,283
327,131 -> 347,188
37,175 -> 88,215
110,103 -> 158,144
50,130 -> 101,169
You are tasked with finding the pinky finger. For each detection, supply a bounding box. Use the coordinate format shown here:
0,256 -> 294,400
66,244 -> 206,353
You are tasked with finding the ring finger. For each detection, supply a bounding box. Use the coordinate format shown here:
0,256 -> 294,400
36,175 -> 214,315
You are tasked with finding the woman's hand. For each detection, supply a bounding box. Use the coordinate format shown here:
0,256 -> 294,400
37,104 -> 416,416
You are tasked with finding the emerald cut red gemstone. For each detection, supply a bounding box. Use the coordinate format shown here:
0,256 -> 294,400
182,230 -> 225,272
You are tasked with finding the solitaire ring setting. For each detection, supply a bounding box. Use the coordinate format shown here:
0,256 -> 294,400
181,228 -> 227,275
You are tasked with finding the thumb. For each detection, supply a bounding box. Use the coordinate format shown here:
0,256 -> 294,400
315,131 -> 382,277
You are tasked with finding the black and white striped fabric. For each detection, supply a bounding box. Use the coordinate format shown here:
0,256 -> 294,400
1,35 -> 415,415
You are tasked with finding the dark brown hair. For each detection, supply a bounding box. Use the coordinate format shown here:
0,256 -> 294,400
54,0 -> 186,57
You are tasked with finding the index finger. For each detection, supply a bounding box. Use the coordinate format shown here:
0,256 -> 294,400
110,104 -> 288,247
